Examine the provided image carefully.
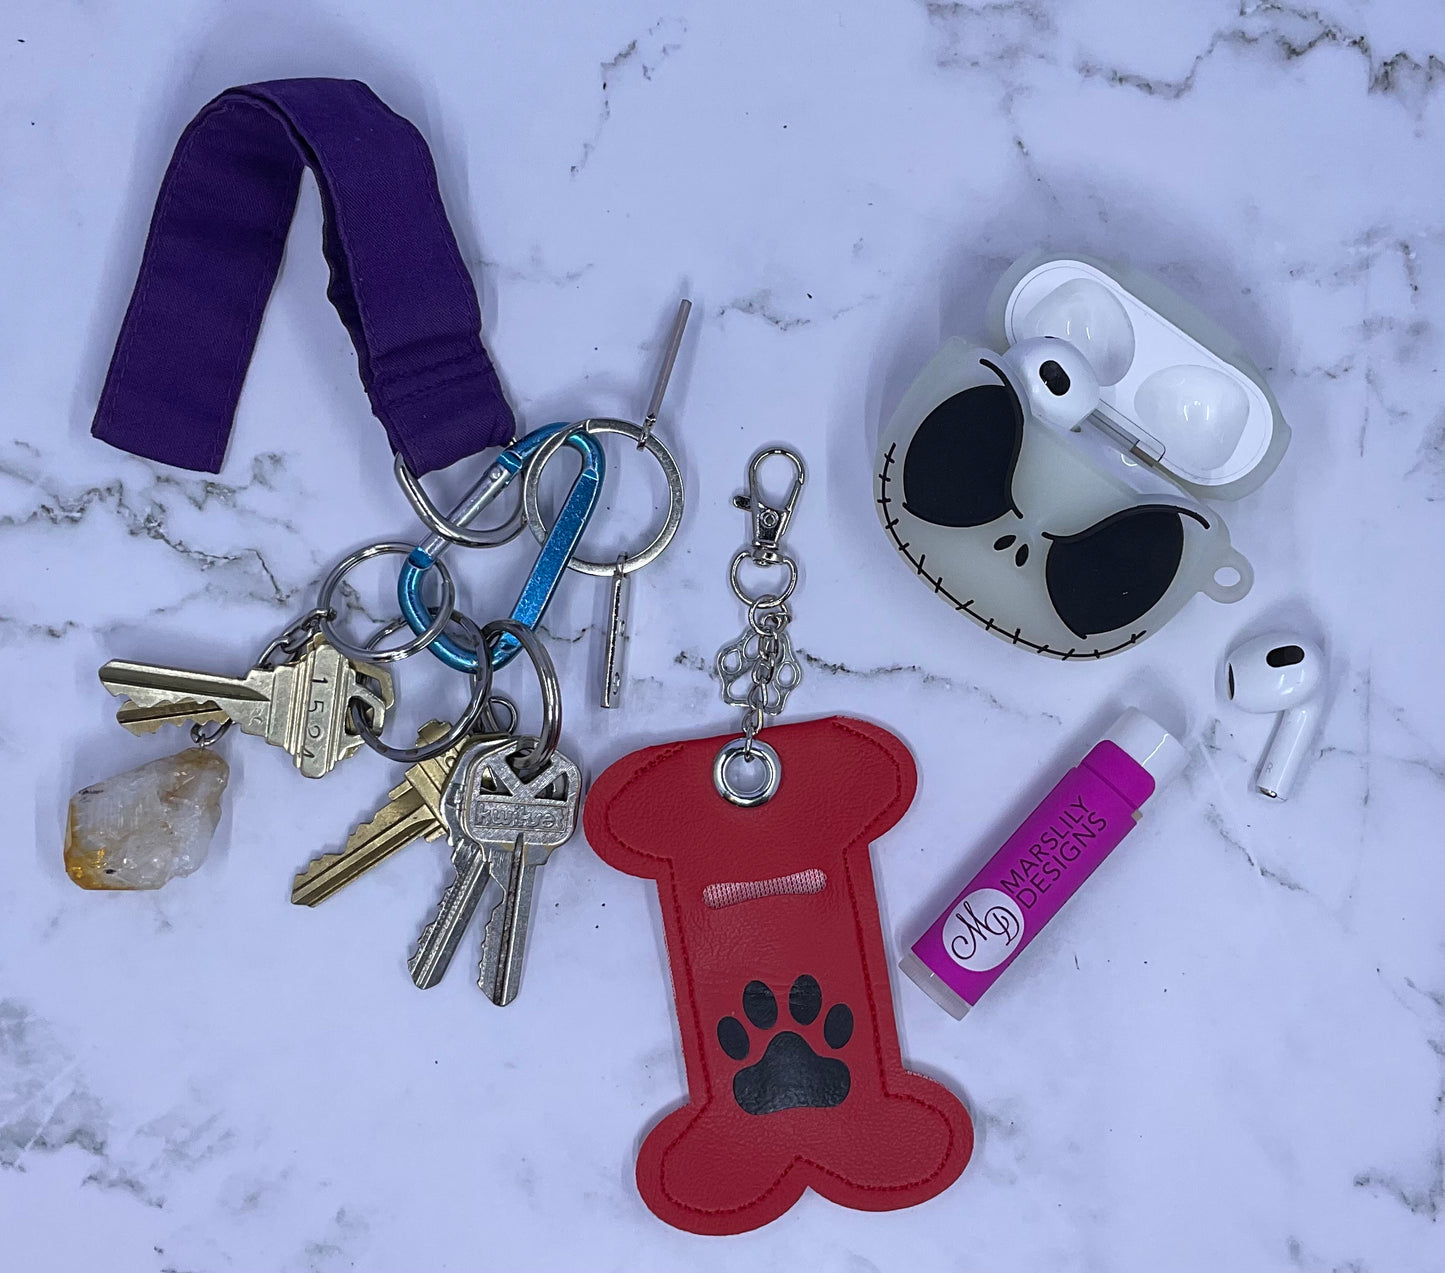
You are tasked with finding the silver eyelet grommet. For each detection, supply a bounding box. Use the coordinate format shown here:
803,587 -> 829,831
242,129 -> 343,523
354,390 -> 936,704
712,737 -> 781,807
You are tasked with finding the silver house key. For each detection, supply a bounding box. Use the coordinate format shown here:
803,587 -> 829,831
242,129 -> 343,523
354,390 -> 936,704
446,738 -> 581,1006
99,631 -> 392,779
409,836 -> 495,990
407,736 -> 517,990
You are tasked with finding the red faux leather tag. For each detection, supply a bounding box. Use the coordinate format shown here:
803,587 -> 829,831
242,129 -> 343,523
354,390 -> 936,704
584,716 -> 974,1234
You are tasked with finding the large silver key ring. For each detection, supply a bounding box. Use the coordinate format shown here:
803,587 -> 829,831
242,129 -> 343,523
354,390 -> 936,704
393,454 -> 526,550
521,417 -> 684,576
348,615 -> 493,763
713,737 -> 782,807
480,618 -> 562,779
317,542 -> 456,664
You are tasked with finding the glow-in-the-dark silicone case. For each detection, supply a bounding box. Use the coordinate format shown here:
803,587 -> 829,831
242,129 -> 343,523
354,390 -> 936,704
874,252 -> 1289,659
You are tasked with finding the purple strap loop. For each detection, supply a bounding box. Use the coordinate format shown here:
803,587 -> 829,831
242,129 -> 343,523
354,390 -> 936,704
92,78 -> 515,476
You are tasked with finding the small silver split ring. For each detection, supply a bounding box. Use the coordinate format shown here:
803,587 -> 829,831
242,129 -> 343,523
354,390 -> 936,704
480,619 -> 562,779
348,615 -> 493,763
317,542 -> 457,665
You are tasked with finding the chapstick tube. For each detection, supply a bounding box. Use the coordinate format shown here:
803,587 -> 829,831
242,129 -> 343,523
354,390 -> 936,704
902,710 -> 1187,1018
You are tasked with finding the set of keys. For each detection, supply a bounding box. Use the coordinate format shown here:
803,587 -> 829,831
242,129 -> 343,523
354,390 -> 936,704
79,624 -> 580,1004
70,299 -> 694,1009
293,725 -> 580,1005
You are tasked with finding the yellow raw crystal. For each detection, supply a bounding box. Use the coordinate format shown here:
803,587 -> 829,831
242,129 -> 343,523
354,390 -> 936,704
65,748 -> 229,890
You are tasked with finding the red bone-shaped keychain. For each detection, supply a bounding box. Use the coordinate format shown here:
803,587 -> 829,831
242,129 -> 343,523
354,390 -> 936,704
583,450 -> 973,1234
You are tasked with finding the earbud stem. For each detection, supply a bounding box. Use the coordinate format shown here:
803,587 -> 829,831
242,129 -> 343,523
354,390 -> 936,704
1255,703 -> 1318,800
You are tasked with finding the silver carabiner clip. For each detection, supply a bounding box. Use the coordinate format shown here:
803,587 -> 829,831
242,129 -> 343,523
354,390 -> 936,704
731,447 -> 806,567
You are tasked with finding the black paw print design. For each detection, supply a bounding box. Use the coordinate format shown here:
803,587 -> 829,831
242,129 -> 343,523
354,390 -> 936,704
715,975 -> 854,1116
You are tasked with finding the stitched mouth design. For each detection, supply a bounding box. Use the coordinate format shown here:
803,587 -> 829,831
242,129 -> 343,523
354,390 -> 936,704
876,442 -> 1147,660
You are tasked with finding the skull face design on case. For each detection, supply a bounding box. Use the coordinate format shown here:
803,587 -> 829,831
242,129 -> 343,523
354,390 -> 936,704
875,340 -> 1250,658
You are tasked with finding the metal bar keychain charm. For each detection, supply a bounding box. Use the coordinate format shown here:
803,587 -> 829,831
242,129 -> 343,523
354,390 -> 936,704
511,298 -> 691,710
639,299 -> 691,448
600,297 -> 691,707
601,553 -> 632,709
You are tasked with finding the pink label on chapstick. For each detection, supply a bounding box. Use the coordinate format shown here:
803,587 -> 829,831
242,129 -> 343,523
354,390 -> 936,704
910,740 -> 1154,1008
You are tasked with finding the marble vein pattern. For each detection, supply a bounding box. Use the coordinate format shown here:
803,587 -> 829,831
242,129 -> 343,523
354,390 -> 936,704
1,0 -> 1442,1270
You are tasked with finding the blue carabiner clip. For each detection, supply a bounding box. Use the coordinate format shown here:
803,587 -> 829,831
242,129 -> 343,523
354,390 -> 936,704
397,422 -> 605,672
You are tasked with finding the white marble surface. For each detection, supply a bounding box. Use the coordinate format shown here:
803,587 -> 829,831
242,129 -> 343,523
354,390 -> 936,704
2,1 -> 1442,1268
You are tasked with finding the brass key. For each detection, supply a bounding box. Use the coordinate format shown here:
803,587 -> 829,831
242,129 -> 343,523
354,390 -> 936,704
99,634 -> 391,779
291,721 -> 506,906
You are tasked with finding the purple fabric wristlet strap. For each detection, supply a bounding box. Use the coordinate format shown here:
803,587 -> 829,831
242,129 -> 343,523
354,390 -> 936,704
92,78 -> 514,476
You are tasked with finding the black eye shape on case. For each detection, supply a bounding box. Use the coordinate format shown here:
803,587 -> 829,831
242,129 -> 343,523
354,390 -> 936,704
901,359 -> 1023,528
1043,504 -> 1210,639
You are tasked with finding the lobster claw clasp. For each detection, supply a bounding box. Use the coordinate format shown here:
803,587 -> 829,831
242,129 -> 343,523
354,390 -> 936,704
731,447 -> 806,567
397,422 -> 605,673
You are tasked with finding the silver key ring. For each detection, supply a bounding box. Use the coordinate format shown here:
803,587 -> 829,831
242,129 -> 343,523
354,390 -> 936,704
480,618 -> 562,779
521,417 -> 684,577
393,454 -> 527,550
401,609 -> 519,738
317,542 -> 457,664
713,737 -> 782,807
480,693 -> 518,736
349,615 -> 493,763
403,610 -> 520,738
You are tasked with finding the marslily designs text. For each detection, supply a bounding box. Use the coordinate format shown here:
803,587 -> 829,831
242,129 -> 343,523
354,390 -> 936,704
996,797 -> 1107,909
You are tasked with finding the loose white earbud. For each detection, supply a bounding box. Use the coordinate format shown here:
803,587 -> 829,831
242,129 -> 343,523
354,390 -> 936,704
1000,336 -> 1101,432
1135,364 -> 1250,471
1019,278 -> 1136,386
1223,633 -> 1327,800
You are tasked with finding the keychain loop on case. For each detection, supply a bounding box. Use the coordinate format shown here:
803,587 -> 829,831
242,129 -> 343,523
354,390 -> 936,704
521,417 -> 685,577
478,618 -> 562,780
317,542 -> 457,664
348,614 -> 494,763
397,423 -> 605,673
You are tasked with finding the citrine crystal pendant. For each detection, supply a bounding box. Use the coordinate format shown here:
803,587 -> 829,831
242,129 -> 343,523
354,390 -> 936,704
64,748 -> 229,890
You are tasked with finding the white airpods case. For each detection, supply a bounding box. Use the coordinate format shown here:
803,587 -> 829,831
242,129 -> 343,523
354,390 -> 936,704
873,251 -> 1290,659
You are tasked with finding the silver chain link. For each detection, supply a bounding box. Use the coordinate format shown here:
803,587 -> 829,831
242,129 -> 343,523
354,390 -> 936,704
188,608 -> 332,749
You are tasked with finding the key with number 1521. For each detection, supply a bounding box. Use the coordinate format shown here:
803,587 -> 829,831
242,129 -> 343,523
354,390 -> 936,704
98,633 -> 392,778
